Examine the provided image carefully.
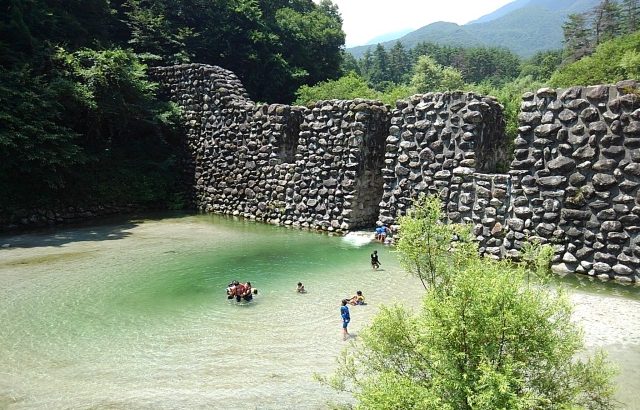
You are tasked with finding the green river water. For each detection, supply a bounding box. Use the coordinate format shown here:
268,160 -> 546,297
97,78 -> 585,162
0,213 -> 639,409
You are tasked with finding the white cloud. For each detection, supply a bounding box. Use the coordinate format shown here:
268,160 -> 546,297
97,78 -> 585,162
316,0 -> 516,47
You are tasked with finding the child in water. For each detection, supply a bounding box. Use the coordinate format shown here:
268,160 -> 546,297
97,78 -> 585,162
341,299 -> 351,340
371,250 -> 380,270
349,290 -> 365,305
296,282 -> 306,293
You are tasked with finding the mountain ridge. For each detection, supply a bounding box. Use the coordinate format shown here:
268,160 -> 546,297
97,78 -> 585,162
468,0 -> 531,25
347,0 -> 600,58
359,28 -> 414,47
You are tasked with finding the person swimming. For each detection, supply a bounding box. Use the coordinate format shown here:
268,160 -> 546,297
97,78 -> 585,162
296,282 -> 306,293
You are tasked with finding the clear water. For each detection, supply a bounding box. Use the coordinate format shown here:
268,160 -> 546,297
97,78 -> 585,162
0,213 -> 638,409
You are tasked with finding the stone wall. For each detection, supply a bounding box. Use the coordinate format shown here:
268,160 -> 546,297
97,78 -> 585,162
151,64 -> 640,282
377,92 -> 509,253
151,64 -> 389,232
507,83 -> 640,282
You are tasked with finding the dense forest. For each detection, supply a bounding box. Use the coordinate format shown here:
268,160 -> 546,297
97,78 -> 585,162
1,0 -> 639,216
0,0 -> 344,214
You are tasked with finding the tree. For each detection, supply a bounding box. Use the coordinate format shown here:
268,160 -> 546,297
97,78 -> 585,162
410,55 -> 441,93
340,51 -> 361,76
520,49 -> 563,81
593,0 -> 622,45
563,13 -> 593,62
395,195 -> 473,291
621,0 -> 640,33
550,31 -> 640,87
323,197 -> 617,410
388,42 -> 411,84
123,0 -> 346,103
368,44 -> 391,86
0,66 -> 84,204
440,66 -> 465,91
460,47 -> 521,85
360,49 -> 373,77
410,55 -> 464,93
124,0 -> 193,65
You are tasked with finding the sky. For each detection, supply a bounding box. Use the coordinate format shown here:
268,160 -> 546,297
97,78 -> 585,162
316,0 -> 516,47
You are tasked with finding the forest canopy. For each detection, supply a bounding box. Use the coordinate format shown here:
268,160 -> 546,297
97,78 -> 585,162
0,0 -> 345,214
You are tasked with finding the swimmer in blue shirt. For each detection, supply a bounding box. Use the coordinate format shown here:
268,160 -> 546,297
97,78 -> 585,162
341,299 -> 351,340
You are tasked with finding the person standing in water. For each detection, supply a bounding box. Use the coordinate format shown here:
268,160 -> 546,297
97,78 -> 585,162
371,250 -> 380,270
341,299 -> 351,340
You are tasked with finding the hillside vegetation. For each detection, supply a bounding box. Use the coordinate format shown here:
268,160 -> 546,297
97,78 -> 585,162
0,0 -> 344,215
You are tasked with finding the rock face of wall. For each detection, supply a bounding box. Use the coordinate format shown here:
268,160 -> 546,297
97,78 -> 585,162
151,63 -> 639,282
152,64 -> 389,232
377,92 -> 508,254
508,83 -> 640,282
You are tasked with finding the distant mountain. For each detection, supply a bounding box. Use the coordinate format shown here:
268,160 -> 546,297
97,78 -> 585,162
468,0 -> 530,25
347,0 -> 600,59
361,28 -> 414,47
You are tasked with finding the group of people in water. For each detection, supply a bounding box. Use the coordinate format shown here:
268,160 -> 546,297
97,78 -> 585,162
228,228 -> 386,340
226,280 -> 257,302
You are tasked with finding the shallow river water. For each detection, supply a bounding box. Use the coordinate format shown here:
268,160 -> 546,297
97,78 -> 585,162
0,213 -> 639,409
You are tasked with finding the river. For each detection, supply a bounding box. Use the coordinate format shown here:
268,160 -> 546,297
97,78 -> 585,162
0,213 -> 638,409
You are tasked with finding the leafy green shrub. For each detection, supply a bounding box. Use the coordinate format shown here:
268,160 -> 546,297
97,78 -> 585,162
550,31 -> 640,87
294,72 -> 379,106
323,196 -> 617,410
410,55 -> 465,93
376,83 -> 417,106
520,238 -> 555,282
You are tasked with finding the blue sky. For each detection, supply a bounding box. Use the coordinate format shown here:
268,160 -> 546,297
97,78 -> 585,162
316,0 -> 515,47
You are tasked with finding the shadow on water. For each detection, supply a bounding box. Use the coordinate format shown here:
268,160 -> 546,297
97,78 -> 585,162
555,272 -> 640,300
0,211 -> 195,249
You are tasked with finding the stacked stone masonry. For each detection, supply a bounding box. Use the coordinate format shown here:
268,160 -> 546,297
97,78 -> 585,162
377,92 -> 508,255
152,63 -> 640,282
508,83 -> 640,282
152,64 -> 388,232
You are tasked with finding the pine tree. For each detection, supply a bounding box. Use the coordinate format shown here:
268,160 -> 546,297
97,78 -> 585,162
621,0 -> 640,33
360,49 -> 373,79
563,13 -> 593,62
369,44 -> 390,86
593,0 -> 622,45
388,42 -> 410,84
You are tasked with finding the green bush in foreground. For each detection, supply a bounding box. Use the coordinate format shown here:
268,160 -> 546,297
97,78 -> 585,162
324,196 -> 617,410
